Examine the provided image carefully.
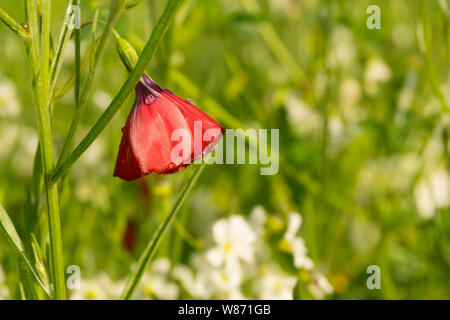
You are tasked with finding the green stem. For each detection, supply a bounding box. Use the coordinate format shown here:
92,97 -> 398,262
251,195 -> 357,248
50,0 -> 183,184
74,2 -> 81,125
42,0 -> 51,98
25,0 -> 66,300
57,2 -> 125,166
421,0 -> 450,113
120,158 -> 209,300
49,0 -> 75,101
0,6 -> 29,40
53,38 -> 95,100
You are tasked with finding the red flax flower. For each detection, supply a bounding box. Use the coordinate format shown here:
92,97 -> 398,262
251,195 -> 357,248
114,74 -> 224,181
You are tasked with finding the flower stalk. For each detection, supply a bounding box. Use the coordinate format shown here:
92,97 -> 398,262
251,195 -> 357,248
50,0 -> 183,184
26,0 -> 66,299
49,0 -> 76,99
57,1 -> 126,167
121,156 -> 210,300
25,0 -> 66,300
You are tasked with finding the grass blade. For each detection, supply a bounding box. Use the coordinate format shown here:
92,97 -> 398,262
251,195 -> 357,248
49,0 -> 75,96
25,0 -> 66,300
50,0 -> 183,184
120,158 -> 209,300
0,6 -> 29,40
0,204 -> 50,297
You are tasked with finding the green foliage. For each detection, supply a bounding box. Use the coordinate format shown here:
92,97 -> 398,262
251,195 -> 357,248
0,0 -> 449,300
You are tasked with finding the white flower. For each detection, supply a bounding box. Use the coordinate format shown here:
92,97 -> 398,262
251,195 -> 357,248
0,123 -> 19,162
256,268 -> 297,300
0,265 -> 5,283
397,71 -> 418,113
0,78 -> 20,118
11,126 -> 38,177
209,261 -> 245,299
173,264 -> 211,299
328,114 -> 344,140
284,212 -> 314,270
326,26 -> 357,70
206,215 -> 257,267
339,77 -> 361,107
364,58 -> 392,96
391,24 -> 414,49
249,206 -> 267,235
70,272 -> 116,300
365,58 -> 392,84
136,258 -> 179,300
308,272 -> 333,300
0,265 -> 9,300
414,168 -> 450,219
285,93 -> 322,136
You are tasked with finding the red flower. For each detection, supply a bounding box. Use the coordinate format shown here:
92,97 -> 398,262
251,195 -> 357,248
113,74 -> 224,181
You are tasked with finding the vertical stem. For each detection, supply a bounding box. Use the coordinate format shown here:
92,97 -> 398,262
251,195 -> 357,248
74,0 -> 81,125
121,159 -> 209,300
42,0 -> 51,96
50,0 -> 183,183
421,0 -> 450,112
57,1 -> 125,166
25,0 -> 66,300
49,0 -> 75,97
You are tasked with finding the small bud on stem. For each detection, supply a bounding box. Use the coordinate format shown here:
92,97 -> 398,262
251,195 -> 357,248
113,31 -> 139,73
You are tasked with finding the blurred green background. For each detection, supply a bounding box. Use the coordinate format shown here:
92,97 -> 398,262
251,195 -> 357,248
0,0 -> 449,299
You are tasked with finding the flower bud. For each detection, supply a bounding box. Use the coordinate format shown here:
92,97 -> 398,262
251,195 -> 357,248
114,32 -> 139,73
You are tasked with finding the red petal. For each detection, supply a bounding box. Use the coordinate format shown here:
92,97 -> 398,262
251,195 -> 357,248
113,79 -> 224,181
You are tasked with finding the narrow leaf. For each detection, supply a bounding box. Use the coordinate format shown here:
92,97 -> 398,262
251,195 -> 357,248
0,204 -> 50,297
121,158 -> 209,300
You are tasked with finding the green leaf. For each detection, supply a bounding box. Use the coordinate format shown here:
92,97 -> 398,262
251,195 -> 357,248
18,259 -> 39,300
0,204 -> 50,298
0,6 -> 29,40
50,0 -> 183,183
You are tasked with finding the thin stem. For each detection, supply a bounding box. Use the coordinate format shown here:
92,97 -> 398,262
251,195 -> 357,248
74,3 -> 81,120
50,0 -> 183,184
0,204 -> 51,298
0,6 -> 29,40
73,0 -> 81,133
121,158 -> 209,300
42,0 -> 51,98
421,0 -> 450,113
173,218 -> 204,249
53,39 -> 95,100
53,22 -> 123,101
57,2 -> 125,166
49,0 -> 75,102
57,0 -> 81,165
25,0 -> 66,300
